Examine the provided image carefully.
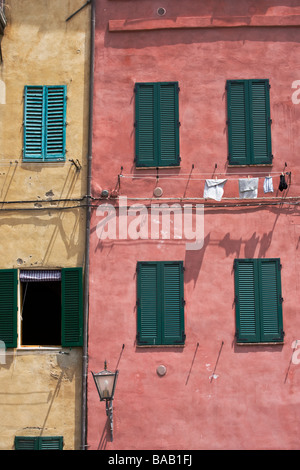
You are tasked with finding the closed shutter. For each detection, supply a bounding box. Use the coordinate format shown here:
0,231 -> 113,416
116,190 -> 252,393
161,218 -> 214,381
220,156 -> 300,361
137,262 -> 159,345
39,437 -> 63,450
234,260 -> 259,343
235,259 -> 283,343
45,86 -> 66,161
135,83 -> 156,167
137,261 -> 185,345
15,436 -> 63,450
162,262 -> 185,344
249,80 -> 272,165
227,80 -> 250,165
0,269 -> 18,348
159,83 -> 180,167
61,268 -> 83,347
135,82 -> 180,167
259,259 -> 283,342
15,437 -> 39,450
23,85 -> 66,162
24,86 -> 45,161
227,79 -> 271,165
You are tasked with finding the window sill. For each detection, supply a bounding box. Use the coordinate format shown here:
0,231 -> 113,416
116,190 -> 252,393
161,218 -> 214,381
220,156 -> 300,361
236,342 -> 284,346
135,166 -> 181,170
16,346 -> 63,351
227,164 -> 273,168
136,344 -> 185,348
22,160 -> 66,164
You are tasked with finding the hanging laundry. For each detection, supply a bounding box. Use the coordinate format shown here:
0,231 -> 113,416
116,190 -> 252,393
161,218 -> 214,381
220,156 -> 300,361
279,174 -> 288,191
263,176 -> 273,193
238,178 -> 259,199
203,179 -> 227,201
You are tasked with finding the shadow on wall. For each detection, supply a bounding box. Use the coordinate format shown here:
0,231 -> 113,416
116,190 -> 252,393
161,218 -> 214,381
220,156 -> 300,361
0,208 -> 83,265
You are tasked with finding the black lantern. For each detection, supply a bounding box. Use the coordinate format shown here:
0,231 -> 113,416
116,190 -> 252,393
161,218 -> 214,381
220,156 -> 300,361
91,361 -> 119,441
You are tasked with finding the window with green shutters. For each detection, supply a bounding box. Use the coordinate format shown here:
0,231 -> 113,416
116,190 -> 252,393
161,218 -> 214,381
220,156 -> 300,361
23,85 -> 67,162
135,82 -> 180,167
226,79 -> 272,165
136,261 -> 185,346
0,268 -> 83,348
15,436 -> 63,450
234,259 -> 284,343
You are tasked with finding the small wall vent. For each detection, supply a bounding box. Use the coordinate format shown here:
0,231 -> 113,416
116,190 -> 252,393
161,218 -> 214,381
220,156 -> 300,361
157,7 -> 166,16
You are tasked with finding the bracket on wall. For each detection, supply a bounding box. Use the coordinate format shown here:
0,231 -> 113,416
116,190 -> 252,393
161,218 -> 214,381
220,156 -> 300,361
65,0 -> 91,22
69,159 -> 82,171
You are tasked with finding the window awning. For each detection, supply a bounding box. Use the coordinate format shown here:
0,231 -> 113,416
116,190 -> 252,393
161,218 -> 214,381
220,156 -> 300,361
20,270 -> 61,282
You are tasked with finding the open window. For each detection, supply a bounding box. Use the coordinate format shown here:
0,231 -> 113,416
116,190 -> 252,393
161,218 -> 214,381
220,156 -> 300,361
0,268 -> 83,348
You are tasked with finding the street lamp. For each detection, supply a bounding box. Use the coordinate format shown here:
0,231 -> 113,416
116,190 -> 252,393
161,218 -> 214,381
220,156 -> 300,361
91,361 -> 119,442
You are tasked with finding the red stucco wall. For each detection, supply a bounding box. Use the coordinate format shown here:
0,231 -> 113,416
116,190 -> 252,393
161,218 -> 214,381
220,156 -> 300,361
87,0 -> 300,450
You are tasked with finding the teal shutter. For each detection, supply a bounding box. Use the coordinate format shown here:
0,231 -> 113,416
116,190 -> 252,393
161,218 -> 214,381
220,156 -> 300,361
15,436 -> 63,450
61,268 -> 83,347
162,262 -> 185,345
24,86 -> 45,161
137,262 -> 159,345
235,259 -> 283,343
24,85 -> 66,162
227,80 -> 250,165
0,269 -> 18,348
135,82 -> 180,167
227,80 -> 272,165
45,86 -> 66,161
137,261 -> 185,345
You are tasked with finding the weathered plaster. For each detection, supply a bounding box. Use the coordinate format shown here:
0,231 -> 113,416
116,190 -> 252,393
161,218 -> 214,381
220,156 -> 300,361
87,0 -> 300,450
0,0 -> 90,450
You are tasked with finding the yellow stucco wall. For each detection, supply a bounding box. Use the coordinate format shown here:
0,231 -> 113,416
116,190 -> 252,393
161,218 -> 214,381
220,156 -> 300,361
0,0 -> 90,450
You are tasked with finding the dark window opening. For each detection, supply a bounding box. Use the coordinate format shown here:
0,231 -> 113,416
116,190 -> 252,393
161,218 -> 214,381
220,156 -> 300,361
21,281 -> 61,346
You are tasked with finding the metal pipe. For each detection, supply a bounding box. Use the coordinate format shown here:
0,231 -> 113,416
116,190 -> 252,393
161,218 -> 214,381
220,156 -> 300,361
81,0 -> 95,450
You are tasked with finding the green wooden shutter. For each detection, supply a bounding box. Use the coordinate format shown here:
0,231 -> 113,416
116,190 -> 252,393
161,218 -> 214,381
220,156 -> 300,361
24,86 -> 45,161
39,436 -> 63,450
135,82 -> 180,167
162,262 -> 185,345
45,86 -> 66,161
159,83 -> 180,167
227,80 -> 250,165
227,80 -> 272,165
235,259 -> 283,343
137,261 -> 185,345
15,436 -> 63,450
0,269 -> 18,348
137,262 -> 159,345
258,259 -> 283,342
61,268 -> 83,347
249,80 -> 272,165
135,83 -> 156,167
234,260 -> 260,343
15,437 -> 39,450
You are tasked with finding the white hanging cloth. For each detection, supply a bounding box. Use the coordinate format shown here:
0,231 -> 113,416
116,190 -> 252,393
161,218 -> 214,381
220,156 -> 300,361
238,178 -> 259,199
203,179 -> 227,201
263,176 -> 274,193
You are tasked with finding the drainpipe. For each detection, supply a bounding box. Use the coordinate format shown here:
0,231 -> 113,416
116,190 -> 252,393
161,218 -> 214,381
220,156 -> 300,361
81,0 -> 95,450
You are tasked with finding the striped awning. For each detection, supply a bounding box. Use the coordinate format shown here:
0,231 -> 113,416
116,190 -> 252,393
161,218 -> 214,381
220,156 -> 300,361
19,270 -> 61,282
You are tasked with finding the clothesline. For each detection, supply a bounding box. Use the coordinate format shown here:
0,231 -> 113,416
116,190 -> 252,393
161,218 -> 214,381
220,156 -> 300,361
120,174 -> 290,201
120,172 -> 290,182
